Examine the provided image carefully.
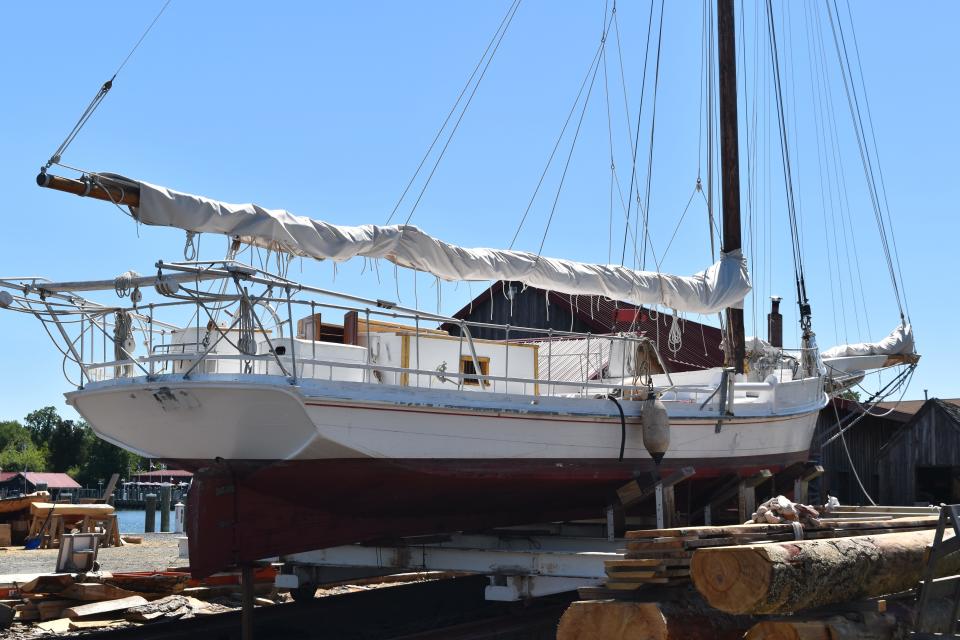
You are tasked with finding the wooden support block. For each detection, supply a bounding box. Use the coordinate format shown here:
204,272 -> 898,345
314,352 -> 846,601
0,524 -> 11,547
617,467 -> 696,510
36,599 -> 81,621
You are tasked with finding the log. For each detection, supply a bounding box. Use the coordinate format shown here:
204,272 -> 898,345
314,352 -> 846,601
557,596 -> 755,640
744,614 -> 898,640
691,529 -> 960,614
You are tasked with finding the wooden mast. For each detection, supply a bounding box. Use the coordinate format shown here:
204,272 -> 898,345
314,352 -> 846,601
717,0 -> 745,373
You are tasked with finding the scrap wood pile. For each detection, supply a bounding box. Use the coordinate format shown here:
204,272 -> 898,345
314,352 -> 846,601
559,500 -> 960,640
0,565 -> 279,635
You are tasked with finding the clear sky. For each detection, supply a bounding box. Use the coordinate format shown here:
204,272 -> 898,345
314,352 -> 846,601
0,1 -> 957,422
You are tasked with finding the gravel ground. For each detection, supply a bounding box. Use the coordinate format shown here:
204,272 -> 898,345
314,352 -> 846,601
0,533 -> 183,577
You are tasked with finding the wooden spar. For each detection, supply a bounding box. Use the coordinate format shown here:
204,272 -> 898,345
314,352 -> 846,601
36,172 -> 141,207
717,0 -> 745,373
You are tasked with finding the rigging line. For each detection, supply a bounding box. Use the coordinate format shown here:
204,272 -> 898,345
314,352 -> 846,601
536,23 -> 607,257
385,0 -> 520,225
602,6 -> 616,265
42,0 -> 173,171
809,2 -> 863,342
402,0 -> 522,226
509,8 -> 613,250
765,0 -> 808,322
657,183 -> 701,267
811,5 -> 870,338
619,0 -> 657,266
611,4 -> 635,157
824,0 -> 904,320
841,0 -> 910,321
639,0 -> 666,272
803,4 -> 844,343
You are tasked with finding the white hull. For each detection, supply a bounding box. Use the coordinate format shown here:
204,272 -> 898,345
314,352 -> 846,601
67,374 -> 826,463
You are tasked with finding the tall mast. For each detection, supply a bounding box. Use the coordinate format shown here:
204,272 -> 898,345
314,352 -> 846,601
717,0 -> 745,374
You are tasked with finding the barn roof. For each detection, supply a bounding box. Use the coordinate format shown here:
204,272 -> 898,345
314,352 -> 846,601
0,471 -> 81,489
878,398 -> 960,458
446,282 -> 724,372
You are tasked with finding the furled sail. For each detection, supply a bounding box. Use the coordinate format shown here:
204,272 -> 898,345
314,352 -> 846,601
131,181 -> 751,314
822,324 -> 915,359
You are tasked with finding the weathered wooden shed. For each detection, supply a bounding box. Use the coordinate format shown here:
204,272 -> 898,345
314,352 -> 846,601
809,398 -> 912,505
878,399 -> 960,505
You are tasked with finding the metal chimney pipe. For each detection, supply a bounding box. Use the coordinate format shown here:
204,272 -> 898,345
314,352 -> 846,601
768,296 -> 783,348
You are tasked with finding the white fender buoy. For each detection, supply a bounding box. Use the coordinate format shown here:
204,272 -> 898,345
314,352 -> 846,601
641,397 -> 670,464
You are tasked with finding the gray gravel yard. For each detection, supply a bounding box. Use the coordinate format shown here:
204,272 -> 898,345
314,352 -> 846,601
0,533 -> 183,577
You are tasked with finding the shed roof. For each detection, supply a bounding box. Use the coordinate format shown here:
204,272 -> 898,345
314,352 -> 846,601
878,398 -> 960,458
0,472 -> 81,489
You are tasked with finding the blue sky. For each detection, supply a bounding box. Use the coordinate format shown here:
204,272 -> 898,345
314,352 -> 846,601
0,1 -> 957,422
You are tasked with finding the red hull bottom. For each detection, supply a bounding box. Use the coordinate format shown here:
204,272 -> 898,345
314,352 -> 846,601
182,455 -> 805,577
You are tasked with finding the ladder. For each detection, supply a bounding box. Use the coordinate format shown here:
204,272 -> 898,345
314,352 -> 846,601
913,503 -> 960,637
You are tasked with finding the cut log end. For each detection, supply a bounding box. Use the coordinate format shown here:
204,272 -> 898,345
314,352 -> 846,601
690,546 -> 772,614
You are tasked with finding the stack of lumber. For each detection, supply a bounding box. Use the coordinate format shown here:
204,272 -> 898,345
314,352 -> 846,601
602,515 -> 940,593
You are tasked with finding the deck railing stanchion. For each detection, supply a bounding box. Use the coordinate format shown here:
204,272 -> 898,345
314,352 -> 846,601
148,304 -> 155,378
365,309 -> 373,384
547,328 -> 553,395
310,300 -> 316,379
504,325 -> 510,394
414,314 -> 421,388
457,322 -> 466,391
285,286 -> 298,383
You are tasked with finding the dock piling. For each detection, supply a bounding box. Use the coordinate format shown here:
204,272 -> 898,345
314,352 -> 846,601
159,483 -> 171,532
144,493 -> 157,533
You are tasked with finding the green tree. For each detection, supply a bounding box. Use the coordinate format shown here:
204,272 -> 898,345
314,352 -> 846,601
0,420 -> 31,451
0,440 -> 47,472
75,426 -> 144,487
24,407 -> 86,473
24,406 -> 62,447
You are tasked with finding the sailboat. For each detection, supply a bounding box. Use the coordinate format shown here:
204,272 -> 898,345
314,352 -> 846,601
0,1 -> 917,577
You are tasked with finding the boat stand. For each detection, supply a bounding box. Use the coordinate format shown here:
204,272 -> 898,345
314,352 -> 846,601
700,468 -> 772,524
610,466 -> 697,535
277,531 -> 624,602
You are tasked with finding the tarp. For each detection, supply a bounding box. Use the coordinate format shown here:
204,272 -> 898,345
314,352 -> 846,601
131,181 -> 752,315
822,323 -> 915,359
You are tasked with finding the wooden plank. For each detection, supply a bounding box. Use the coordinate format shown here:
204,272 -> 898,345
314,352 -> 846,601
61,582 -> 138,602
37,617 -> 73,632
69,619 -> 124,630
64,596 -> 148,619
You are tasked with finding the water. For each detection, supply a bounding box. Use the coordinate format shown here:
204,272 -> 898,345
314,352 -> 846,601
116,508 -> 176,534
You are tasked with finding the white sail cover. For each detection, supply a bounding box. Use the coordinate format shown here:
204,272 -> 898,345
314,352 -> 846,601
131,181 -> 751,314
822,324 -> 915,359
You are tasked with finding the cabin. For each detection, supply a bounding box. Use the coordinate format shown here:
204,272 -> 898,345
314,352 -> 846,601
0,471 -> 81,500
441,281 -> 725,373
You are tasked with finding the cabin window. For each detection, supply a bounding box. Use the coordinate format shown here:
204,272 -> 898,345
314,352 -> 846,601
460,356 -> 490,386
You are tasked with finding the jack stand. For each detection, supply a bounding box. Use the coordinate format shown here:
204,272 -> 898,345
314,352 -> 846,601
241,564 -> 254,640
